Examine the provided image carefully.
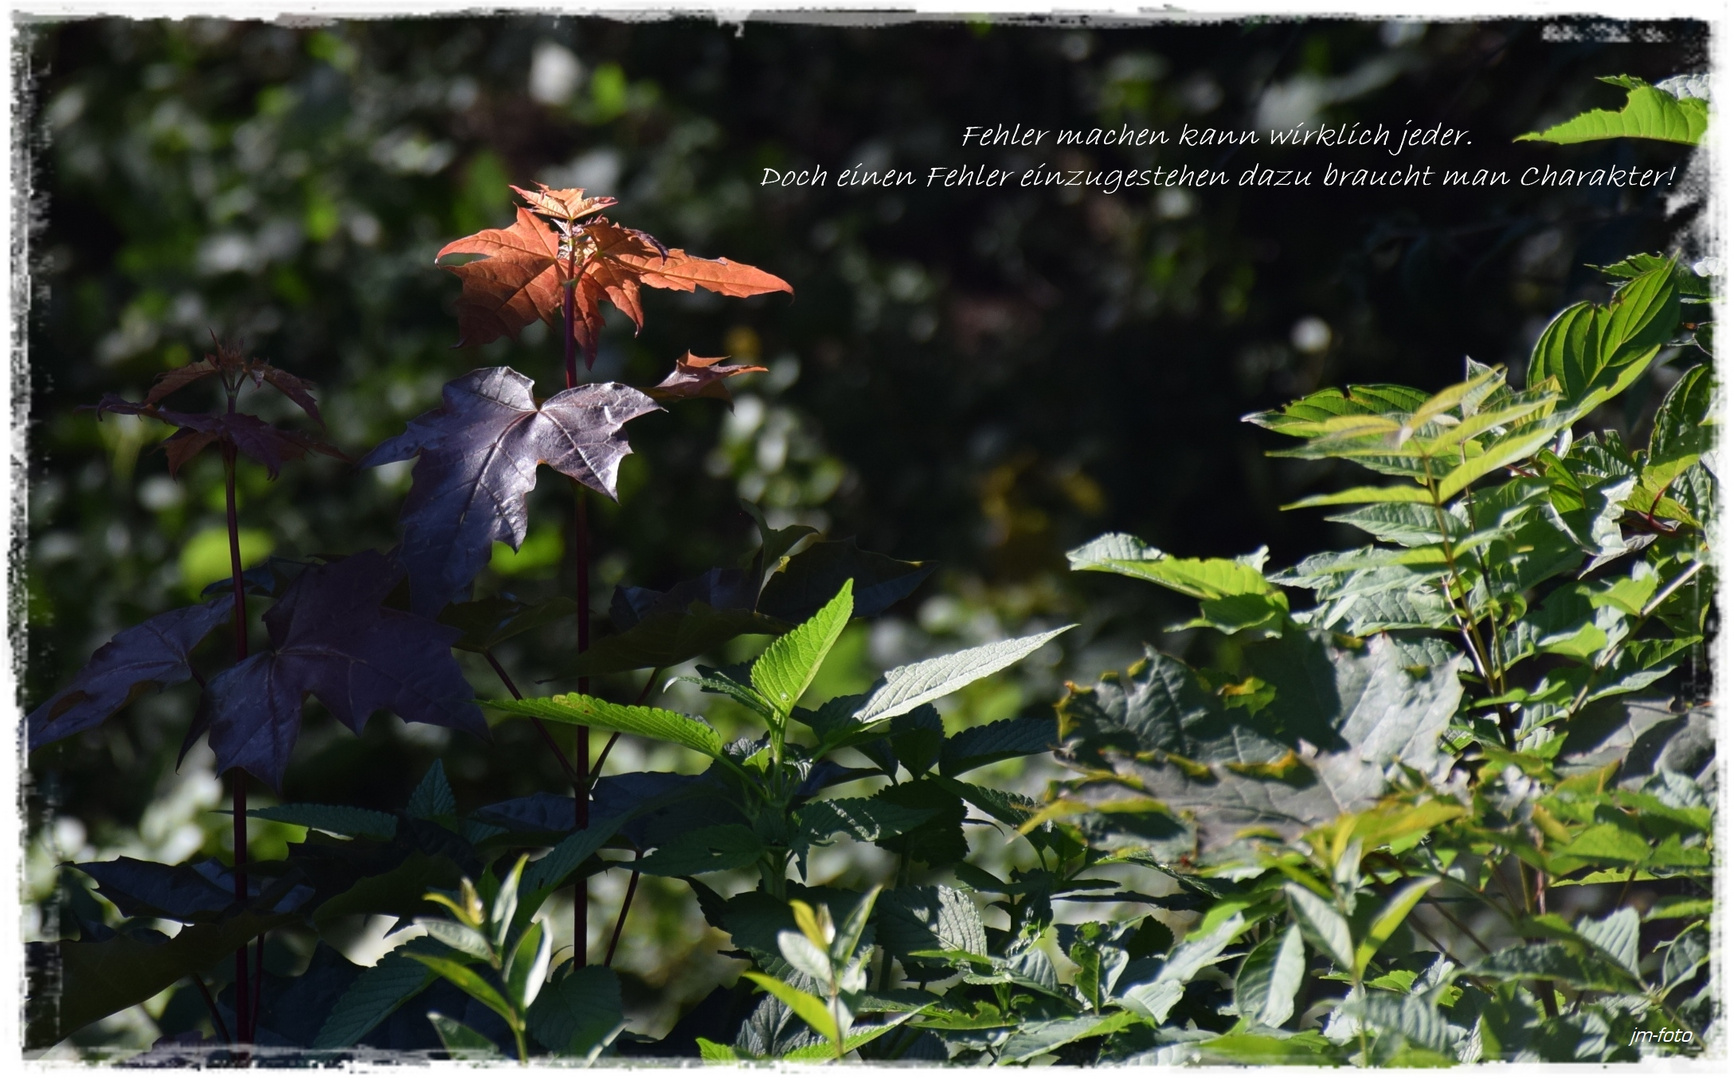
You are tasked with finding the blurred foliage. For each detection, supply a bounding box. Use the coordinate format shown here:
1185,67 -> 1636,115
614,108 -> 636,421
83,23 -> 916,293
20,14 -> 1705,1050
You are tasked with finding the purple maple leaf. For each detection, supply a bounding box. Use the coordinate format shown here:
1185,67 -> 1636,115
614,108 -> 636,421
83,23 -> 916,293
361,366 -> 660,614
204,551 -> 487,790
27,599 -> 229,750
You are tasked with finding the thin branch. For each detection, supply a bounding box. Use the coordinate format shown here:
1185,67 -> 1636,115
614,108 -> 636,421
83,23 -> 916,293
485,650 -> 578,781
604,857 -> 642,969
189,973 -> 231,1045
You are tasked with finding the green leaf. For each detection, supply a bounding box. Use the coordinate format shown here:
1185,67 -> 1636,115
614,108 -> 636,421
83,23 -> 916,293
407,759 -> 455,819
779,1019 -> 910,1061
427,1012 -> 503,1059
1527,265 -> 1680,417
1282,484 -> 1433,510
1235,924 -> 1304,1028
931,777 -> 1037,828
797,797 -> 936,845
876,885 -> 989,975
527,966 -> 624,1060
635,824 -> 767,877
1468,942 -> 1642,992
1650,363 -> 1713,466
1355,878 -> 1437,979
752,579 -> 853,714
776,930 -> 835,983
756,538 -> 931,623
743,972 -> 842,1048
248,803 -> 398,840
939,715 -> 1058,776
1662,924 -> 1708,991
407,952 -> 519,1027
852,624 -> 1073,725
486,694 -> 723,759
1285,884 -> 1352,972
313,942 -> 446,1050
1000,1011 -> 1144,1064
1198,1032 -> 1347,1065
1517,80 -> 1709,146
556,605 -> 788,679
1574,908 -> 1639,978
521,813 -> 627,895
440,594 -> 577,653
1119,914 -> 1248,1023
503,919 -> 551,1010
1345,991 -> 1452,1053
28,907 -> 297,1048
697,1037 -> 740,1061
414,919 -> 493,961
1068,537 -> 1275,600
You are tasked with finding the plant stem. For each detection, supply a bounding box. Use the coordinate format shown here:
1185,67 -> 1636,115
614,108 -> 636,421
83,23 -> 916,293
563,277 -> 591,969
604,858 -> 642,968
484,650 -> 577,781
222,443 -> 252,1048
190,973 -> 231,1044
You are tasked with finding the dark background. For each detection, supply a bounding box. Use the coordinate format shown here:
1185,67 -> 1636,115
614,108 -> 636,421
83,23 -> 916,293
19,13 -> 1708,1014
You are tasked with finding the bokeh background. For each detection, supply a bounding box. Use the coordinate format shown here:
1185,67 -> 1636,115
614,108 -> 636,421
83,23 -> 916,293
19,13 -> 1709,1049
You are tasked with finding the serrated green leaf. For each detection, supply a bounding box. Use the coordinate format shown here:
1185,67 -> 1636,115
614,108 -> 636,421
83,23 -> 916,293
1468,942 -> 1641,992
1346,991 -> 1452,1053
486,694 -> 723,759
313,942 -> 446,1049
797,797 -> 935,844
753,580 -> 853,715
1000,1011 -> 1144,1063
939,715 -> 1058,776
527,967 -> 624,1060
635,824 -> 766,877
852,624 -> 1072,725
744,972 -> 842,1048
407,760 -> 455,820
1517,81 -> 1709,146
521,813 -> 626,895
248,803 -> 398,840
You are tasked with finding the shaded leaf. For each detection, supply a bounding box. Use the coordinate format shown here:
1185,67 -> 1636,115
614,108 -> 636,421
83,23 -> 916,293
939,715 -> 1058,776
204,552 -> 487,790
28,599 -> 228,750
527,967 -> 624,1060
28,908 -> 296,1048
757,539 -> 932,623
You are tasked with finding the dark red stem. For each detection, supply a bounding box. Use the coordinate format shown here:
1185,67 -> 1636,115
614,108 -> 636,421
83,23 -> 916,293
485,650 -> 578,780
604,860 -> 642,969
563,275 -> 591,969
222,443 -> 252,1048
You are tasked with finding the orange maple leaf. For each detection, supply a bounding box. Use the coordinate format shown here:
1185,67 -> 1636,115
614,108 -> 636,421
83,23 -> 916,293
436,188 -> 793,365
